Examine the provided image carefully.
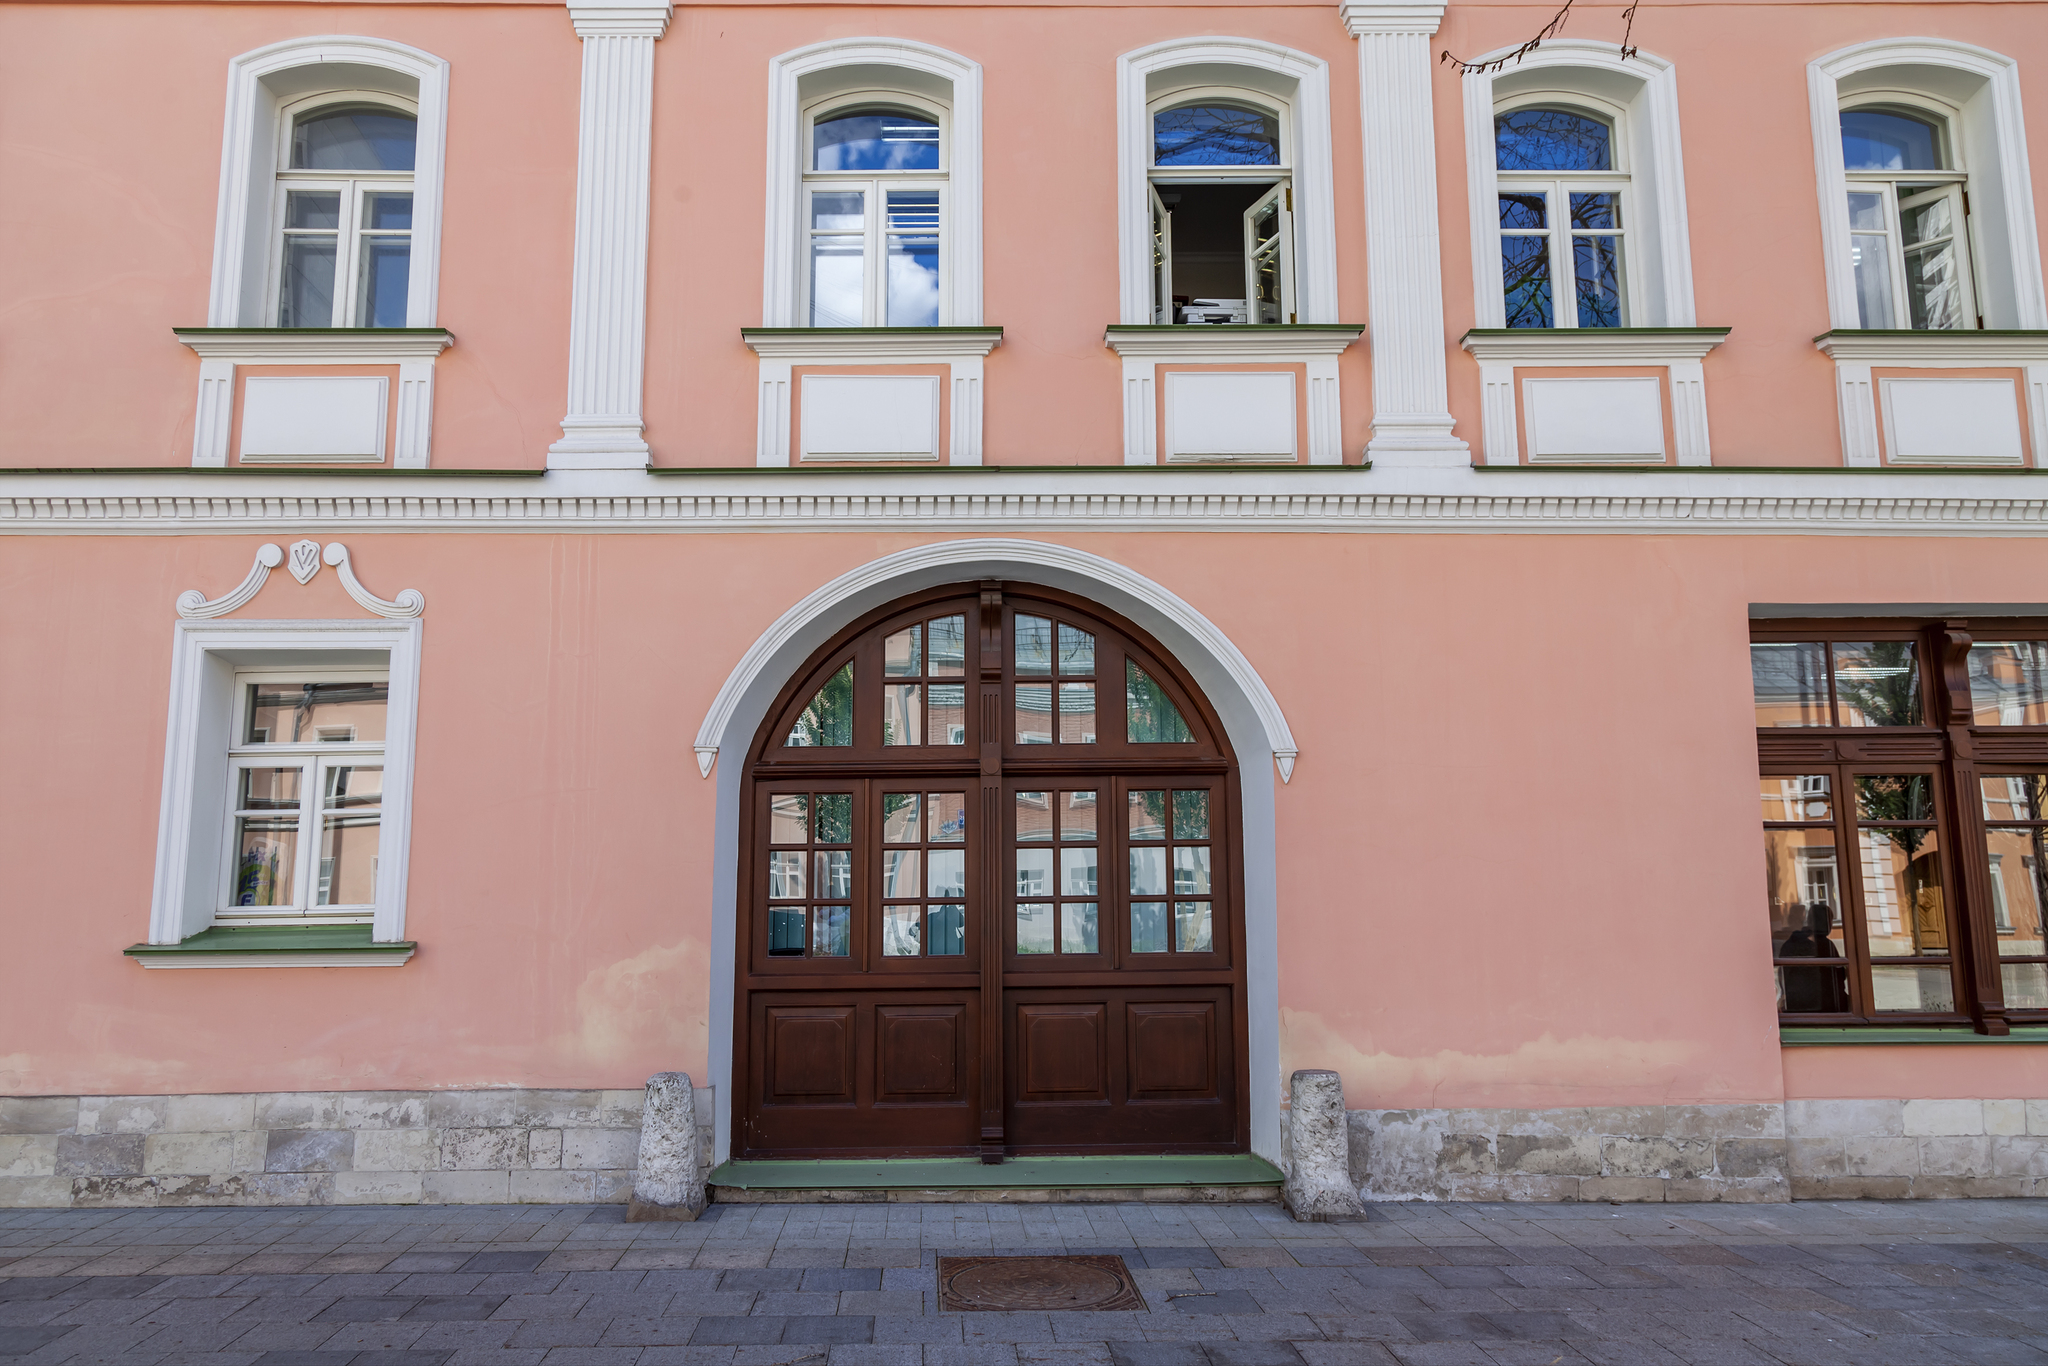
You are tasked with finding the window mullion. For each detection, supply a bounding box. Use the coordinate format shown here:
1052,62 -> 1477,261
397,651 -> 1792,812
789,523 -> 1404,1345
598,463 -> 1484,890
1837,767 -> 1878,1018
867,179 -> 885,326
295,758 -> 322,913
1549,184 -> 1575,330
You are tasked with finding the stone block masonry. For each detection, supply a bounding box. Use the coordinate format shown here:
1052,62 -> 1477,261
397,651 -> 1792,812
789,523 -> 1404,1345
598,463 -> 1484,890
1350,1103 -> 1791,1202
1786,1097 -> 2048,1198
0,1087 -> 714,1209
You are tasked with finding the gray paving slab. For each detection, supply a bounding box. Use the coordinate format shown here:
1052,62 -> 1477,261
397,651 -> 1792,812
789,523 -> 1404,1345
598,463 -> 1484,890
0,1201 -> 2045,1364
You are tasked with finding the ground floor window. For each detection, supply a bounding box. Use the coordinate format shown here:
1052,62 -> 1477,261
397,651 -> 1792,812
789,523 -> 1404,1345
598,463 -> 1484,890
1754,620 -> 2048,1031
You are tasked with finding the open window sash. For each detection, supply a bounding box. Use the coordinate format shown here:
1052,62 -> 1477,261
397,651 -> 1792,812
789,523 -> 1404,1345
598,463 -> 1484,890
1150,185 -> 1174,324
1896,182 -> 1976,330
1242,182 -> 1294,325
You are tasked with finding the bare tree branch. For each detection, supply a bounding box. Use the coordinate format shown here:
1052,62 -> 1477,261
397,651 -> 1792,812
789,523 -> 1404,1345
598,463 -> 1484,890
1440,0 -> 1641,76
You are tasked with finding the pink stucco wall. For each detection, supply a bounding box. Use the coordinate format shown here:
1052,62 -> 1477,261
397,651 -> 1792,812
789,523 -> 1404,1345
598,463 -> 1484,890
8,1 -> 2048,468
4,530 -> 2044,1106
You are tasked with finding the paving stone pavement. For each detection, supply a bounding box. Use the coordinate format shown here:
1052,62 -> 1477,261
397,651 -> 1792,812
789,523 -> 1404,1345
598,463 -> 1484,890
2,1199 -> 2047,1366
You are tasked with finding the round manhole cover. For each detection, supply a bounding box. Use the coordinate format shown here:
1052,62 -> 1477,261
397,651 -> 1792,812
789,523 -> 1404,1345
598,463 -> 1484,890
937,1255 -> 1147,1312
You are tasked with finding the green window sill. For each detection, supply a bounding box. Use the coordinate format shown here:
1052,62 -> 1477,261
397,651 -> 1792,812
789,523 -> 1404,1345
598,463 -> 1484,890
125,923 -> 415,969
1781,1024 -> 2048,1045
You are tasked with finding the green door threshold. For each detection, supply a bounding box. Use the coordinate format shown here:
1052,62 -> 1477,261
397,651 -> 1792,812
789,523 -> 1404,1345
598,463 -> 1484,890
706,1154 -> 1283,1205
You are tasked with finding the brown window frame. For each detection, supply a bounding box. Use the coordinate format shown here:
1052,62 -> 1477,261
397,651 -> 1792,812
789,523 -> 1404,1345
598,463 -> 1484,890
1755,617 -> 2048,1035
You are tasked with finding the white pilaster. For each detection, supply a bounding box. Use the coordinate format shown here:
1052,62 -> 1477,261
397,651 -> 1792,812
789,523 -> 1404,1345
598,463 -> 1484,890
1341,2 -> 1469,466
191,359 -> 237,466
395,359 -> 436,468
550,0 -> 673,470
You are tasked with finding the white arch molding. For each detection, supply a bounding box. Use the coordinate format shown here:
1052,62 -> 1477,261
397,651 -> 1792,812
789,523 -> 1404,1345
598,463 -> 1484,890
694,538 -> 1296,1167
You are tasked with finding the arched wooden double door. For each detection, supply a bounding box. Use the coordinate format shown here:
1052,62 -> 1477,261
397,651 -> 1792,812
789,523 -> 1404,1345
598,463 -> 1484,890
737,584 -> 1247,1160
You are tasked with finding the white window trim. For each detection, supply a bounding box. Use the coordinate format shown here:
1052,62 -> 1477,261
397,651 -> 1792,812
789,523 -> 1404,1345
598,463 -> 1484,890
1837,91 -> 1978,331
1492,92 -> 1638,329
149,617 -> 423,951
1146,85 -> 1298,325
209,36 -> 449,329
1117,37 -> 1338,327
764,38 -> 983,328
1461,40 -> 1697,330
1808,38 -> 2047,332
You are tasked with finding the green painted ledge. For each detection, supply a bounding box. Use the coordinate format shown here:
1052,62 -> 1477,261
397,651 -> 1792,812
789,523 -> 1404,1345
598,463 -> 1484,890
709,1154 -> 1283,1190
125,924 -> 415,968
1781,1025 -> 2048,1045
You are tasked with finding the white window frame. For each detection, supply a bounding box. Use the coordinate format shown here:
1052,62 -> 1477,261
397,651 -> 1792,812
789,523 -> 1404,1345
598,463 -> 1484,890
217,667 -> 389,925
149,618 -> 422,948
1462,40 -> 1697,329
1145,85 -> 1297,326
1836,93 -> 1980,331
1809,38 -> 2047,332
764,39 -> 983,327
799,90 -> 949,327
1492,95 -> 1638,330
1117,39 -> 1337,326
208,36 -> 449,329
266,92 -> 420,328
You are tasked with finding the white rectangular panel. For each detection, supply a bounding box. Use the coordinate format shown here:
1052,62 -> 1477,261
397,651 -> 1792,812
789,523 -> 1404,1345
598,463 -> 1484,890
1881,377 -> 2026,466
1521,376 -> 1666,463
799,374 -> 941,461
1163,370 -> 1296,462
238,376 -> 388,463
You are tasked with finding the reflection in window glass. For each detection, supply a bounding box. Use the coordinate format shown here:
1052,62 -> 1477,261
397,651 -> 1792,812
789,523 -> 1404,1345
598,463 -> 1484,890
1969,642 -> 2048,725
1058,624 -> 1096,675
1016,615 -> 1054,675
1016,848 -> 1052,897
1132,901 -> 1169,953
1062,791 -> 1098,841
928,616 -> 967,675
1841,109 -> 1942,172
1751,644 -> 1829,728
1173,790 -> 1210,840
292,108 -> 418,171
813,905 -> 850,956
929,792 -> 966,842
1128,661 -> 1193,742
883,683 -> 921,746
1129,790 -> 1166,841
1062,903 -> 1099,954
1761,774 -> 1833,824
1154,104 -> 1280,167
1017,791 -> 1053,841
1017,902 -> 1054,954
815,794 -> 852,845
1175,901 -> 1213,952
929,684 -> 966,745
926,904 -> 966,955
814,111 -> 940,172
885,624 -> 921,676
1016,683 -> 1052,744
1058,682 -> 1096,744
769,794 -> 809,845
246,682 -> 389,745
1495,108 -> 1612,171
787,663 -> 854,746
1833,641 -> 1920,728
1870,964 -> 1955,1012
882,793 -> 920,843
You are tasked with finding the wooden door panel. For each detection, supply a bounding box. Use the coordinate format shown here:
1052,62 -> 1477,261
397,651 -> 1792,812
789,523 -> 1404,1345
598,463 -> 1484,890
876,1004 -> 970,1104
1127,1001 -> 1217,1099
763,1006 -> 856,1104
1005,986 -> 1238,1152
743,991 -> 980,1157
1015,1004 -> 1109,1102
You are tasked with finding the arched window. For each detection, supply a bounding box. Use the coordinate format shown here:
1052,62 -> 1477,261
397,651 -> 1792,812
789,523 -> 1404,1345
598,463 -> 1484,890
272,101 -> 419,328
802,95 -> 946,326
737,584 -> 1245,1159
1494,103 -> 1630,328
1147,91 -> 1295,324
1839,100 -> 1976,330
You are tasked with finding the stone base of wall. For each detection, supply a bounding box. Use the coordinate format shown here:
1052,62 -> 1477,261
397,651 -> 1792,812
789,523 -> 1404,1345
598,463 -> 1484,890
1347,1105 -> 1790,1202
1787,1098 -> 2048,1198
0,1088 -> 712,1210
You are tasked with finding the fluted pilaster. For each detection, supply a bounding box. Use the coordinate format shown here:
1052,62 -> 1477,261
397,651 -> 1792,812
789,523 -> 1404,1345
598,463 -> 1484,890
1341,2 -> 1468,465
550,1 -> 672,469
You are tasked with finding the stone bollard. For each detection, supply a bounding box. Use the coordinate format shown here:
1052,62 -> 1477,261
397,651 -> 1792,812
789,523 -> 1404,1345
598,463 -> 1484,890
626,1072 -> 707,1222
1282,1069 -> 1366,1222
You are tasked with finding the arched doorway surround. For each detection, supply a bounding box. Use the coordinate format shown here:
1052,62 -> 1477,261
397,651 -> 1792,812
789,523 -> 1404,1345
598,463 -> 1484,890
695,540 -> 1295,1163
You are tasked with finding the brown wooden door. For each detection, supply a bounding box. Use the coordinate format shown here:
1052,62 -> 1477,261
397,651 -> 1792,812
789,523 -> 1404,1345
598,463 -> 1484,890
736,585 -> 1245,1160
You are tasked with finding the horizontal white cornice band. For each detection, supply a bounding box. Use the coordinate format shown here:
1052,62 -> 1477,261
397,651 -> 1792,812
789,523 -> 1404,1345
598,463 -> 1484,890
9,466 -> 2048,535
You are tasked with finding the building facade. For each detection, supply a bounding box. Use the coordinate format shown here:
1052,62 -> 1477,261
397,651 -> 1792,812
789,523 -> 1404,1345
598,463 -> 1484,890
3,0 -> 2048,1209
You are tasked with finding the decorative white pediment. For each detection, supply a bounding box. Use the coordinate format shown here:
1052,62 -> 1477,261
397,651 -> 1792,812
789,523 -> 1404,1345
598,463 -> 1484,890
176,542 -> 424,619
